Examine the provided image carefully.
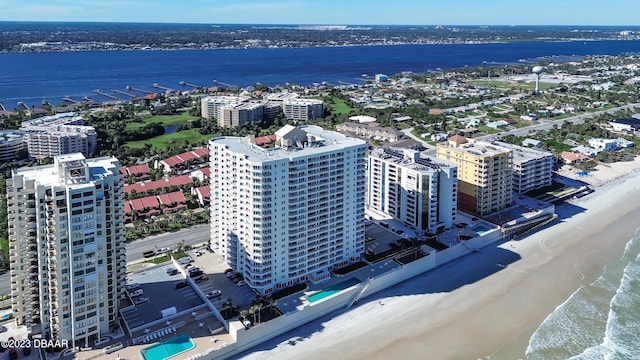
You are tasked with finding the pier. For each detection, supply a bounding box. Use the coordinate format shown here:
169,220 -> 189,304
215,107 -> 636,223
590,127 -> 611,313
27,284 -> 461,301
113,89 -> 137,98
93,89 -> 121,101
126,85 -> 153,95
179,81 -> 202,88
152,83 -> 174,92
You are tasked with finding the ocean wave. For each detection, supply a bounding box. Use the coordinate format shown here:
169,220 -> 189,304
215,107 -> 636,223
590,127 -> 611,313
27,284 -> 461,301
525,233 -> 640,360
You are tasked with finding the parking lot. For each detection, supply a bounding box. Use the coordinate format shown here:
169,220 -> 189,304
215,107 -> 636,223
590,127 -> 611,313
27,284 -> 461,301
122,263 -> 205,331
182,249 -> 257,311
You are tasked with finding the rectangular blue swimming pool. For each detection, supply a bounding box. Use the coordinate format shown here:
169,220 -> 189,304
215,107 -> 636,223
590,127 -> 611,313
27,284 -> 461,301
472,225 -> 491,235
141,334 -> 194,360
307,278 -> 361,303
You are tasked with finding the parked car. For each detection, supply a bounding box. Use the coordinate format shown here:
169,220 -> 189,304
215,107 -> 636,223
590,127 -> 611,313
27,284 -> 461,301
189,270 -> 203,278
177,257 -> 193,265
175,281 -> 188,289
193,251 -> 203,257
125,282 -> 139,290
0,325 -> 7,333
157,247 -> 171,254
133,296 -> 149,305
167,268 -> 179,276
194,274 -> 208,283
165,267 -> 177,274
205,290 -> 222,299
241,319 -> 252,328
129,289 -> 144,297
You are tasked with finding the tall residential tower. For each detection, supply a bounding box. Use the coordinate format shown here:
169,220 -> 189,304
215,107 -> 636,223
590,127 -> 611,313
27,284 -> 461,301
367,148 -> 458,233
210,125 -> 366,294
7,153 -> 126,346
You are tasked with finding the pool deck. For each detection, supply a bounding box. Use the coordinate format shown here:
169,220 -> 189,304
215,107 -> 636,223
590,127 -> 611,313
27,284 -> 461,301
277,259 -> 401,314
64,311 -> 235,360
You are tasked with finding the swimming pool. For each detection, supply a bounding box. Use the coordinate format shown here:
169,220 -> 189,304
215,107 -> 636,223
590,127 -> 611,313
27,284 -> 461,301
140,334 -> 194,360
307,278 -> 361,303
472,225 -> 491,235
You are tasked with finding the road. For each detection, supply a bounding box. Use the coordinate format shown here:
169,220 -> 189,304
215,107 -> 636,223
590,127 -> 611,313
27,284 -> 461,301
125,223 -> 210,262
475,103 -> 640,141
400,103 -> 640,147
400,128 -> 435,149
0,224 -> 211,295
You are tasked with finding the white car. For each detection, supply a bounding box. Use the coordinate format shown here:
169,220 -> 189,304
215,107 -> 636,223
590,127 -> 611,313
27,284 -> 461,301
157,247 -> 171,254
133,296 -> 149,305
129,288 -> 144,297
206,290 -> 222,299
125,283 -> 139,290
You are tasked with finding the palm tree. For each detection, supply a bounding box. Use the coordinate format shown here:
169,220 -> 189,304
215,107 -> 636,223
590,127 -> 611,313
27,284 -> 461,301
248,305 -> 258,324
255,303 -> 263,324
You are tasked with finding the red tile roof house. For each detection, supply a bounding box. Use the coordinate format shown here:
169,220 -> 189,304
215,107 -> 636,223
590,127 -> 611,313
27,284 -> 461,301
190,167 -> 211,182
155,147 -> 210,173
124,191 -> 189,221
561,151 -> 591,164
120,164 -> 151,181
158,191 -> 188,212
124,175 -> 194,196
126,194 -> 162,220
191,185 -> 211,206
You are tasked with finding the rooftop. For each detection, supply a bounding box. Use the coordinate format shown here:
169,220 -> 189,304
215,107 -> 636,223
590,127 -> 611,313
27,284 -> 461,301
492,141 -> 554,162
209,125 -> 365,162
439,136 -> 511,157
371,147 -> 457,173
13,153 -> 117,186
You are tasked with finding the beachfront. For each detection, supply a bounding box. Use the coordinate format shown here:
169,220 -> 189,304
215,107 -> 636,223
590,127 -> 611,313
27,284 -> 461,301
243,160 -> 640,360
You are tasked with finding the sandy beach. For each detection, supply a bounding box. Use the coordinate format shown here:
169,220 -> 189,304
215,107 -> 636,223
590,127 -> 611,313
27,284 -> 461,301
244,162 -> 640,360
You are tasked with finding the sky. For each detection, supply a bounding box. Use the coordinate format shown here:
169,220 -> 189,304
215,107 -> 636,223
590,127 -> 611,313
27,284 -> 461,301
0,0 -> 638,26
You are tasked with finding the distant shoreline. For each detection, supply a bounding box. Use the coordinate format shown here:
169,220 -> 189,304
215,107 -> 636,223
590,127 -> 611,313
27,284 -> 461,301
2,37 -> 637,54
2,22 -> 639,53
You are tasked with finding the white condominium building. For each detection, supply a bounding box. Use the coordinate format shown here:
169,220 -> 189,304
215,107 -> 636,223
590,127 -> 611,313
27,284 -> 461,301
210,125 -> 366,295
20,113 -> 96,159
283,99 -> 324,122
492,141 -> 555,194
7,153 -> 126,346
368,148 -> 458,234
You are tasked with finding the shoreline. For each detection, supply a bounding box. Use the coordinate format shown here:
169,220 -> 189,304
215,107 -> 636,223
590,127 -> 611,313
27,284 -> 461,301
244,169 -> 640,360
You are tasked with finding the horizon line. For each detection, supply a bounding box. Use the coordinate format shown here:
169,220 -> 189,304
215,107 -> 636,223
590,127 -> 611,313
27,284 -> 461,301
0,20 -> 639,27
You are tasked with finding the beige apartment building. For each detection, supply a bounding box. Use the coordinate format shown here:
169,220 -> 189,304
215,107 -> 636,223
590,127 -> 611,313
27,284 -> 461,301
436,135 -> 512,216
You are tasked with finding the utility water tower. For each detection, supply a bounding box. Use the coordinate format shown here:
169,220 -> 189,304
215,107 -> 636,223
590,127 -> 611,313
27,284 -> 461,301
532,66 -> 544,93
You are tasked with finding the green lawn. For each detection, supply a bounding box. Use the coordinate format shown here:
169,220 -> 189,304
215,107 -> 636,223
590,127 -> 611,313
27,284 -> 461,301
477,125 -> 502,134
145,255 -> 170,264
124,129 -> 216,149
469,80 -> 558,91
127,112 -> 198,130
331,97 -> 353,115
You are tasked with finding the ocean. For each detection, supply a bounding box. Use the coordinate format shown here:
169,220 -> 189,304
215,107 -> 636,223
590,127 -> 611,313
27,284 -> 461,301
2,40 -> 640,107
525,229 -> 640,360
